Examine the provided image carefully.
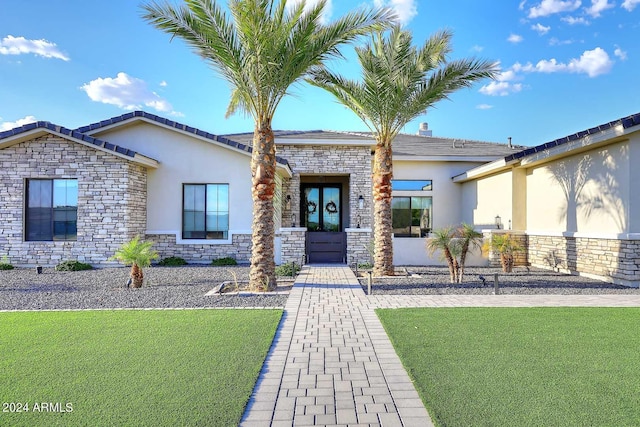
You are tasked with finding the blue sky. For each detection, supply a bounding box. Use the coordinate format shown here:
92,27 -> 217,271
1,0 -> 638,146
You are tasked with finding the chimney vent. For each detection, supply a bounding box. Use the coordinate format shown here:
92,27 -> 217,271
508,137 -> 512,148
417,122 -> 432,137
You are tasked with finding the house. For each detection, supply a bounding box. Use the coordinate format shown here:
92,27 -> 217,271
1,110 -> 639,285
456,112 -> 640,286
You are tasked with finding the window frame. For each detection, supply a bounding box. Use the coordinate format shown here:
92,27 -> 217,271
391,196 -> 433,238
25,178 -> 78,242
181,183 -> 230,240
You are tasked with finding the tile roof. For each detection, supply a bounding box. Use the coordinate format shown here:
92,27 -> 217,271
0,121 -> 138,157
504,112 -> 640,162
224,129 -> 519,158
76,111 -> 291,168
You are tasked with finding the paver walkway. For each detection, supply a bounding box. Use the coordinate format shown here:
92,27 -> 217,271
241,265 -> 432,427
241,265 -> 640,426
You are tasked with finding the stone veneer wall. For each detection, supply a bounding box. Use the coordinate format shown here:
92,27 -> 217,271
278,228 -> 306,265
346,228 -> 373,266
276,145 -> 372,230
146,233 -> 252,263
276,144 -> 372,263
528,234 -> 640,285
0,135 -> 147,266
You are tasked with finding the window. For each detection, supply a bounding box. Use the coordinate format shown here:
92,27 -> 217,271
183,184 -> 229,239
392,179 -> 432,191
26,179 -> 78,241
392,196 -> 432,237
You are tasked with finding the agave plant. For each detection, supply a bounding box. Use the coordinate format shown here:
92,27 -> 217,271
109,236 -> 159,288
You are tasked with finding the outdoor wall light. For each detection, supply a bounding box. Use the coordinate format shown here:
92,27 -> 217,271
291,213 -> 296,228
508,219 -> 512,230
358,195 -> 364,209
357,214 -> 361,229
285,194 -> 291,210
495,215 -> 502,229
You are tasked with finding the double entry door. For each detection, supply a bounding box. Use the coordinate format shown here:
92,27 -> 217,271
302,184 -> 345,263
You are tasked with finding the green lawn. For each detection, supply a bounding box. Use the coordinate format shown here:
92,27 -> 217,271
377,307 -> 640,427
0,309 -> 282,426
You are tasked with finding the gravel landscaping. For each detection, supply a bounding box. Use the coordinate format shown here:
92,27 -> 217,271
2,264 -> 638,311
0,266 -> 290,311
358,265 -> 640,295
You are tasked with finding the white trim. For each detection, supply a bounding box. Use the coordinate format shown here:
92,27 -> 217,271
395,155 -> 502,163
278,227 -> 307,232
345,228 -> 372,233
525,230 -> 640,240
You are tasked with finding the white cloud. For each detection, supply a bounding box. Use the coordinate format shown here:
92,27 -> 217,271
373,0 -> 418,24
287,0 -> 333,24
508,33 -> 524,43
479,81 -> 523,96
622,0 -> 640,10
561,15 -> 590,24
0,35 -> 69,61
159,80 -> 168,87
476,104 -> 493,110
81,72 -> 183,116
516,47 -> 613,77
519,1 -> 528,10
614,47 -> 628,60
471,45 -> 484,53
586,0 -> 614,16
531,23 -> 551,34
0,115 -> 37,131
528,0 -> 582,18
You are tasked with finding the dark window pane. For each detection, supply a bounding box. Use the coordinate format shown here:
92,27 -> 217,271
183,184 -> 228,240
26,179 -> 77,241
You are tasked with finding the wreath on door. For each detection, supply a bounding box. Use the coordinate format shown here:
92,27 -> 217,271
307,200 -> 317,214
325,201 -> 338,214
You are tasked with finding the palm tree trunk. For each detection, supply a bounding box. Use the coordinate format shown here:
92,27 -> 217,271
249,119 -> 277,291
443,248 -> 456,284
458,242 -> 469,283
372,144 -> 394,276
131,264 -> 144,288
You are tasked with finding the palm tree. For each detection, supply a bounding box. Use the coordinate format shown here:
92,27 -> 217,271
308,25 -> 498,276
427,226 -> 458,283
457,223 -> 483,283
142,0 -> 393,291
110,236 -> 160,288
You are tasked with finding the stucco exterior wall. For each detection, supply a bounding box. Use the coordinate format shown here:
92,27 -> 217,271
461,170 -> 513,230
525,140 -> 630,234
92,122 -> 255,239
0,135 -> 147,266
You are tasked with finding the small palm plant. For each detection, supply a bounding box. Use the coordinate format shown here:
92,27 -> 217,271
483,233 -> 524,273
109,236 -> 159,288
427,226 -> 458,283
457,223 -> 483,282
427,223 -> 484,283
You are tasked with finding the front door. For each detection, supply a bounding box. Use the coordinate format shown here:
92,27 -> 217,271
302,185 -> 346,263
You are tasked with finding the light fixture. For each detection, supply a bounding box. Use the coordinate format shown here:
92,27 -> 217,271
495,215 -> 502,230
291,213 -> 296,228
508,219 -> 512,230
358,195 -> 364,210
357,214 -> 361,229
285,195 -> 291,210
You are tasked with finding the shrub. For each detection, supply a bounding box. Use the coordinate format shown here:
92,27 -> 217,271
158,256 -> 188,267
109,236 -> 159,288
275,262 -> 301,277
0,255 -> 14,270
55,260 -> 93,271
357,262 -> 373,270
212,257 -> 238,266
